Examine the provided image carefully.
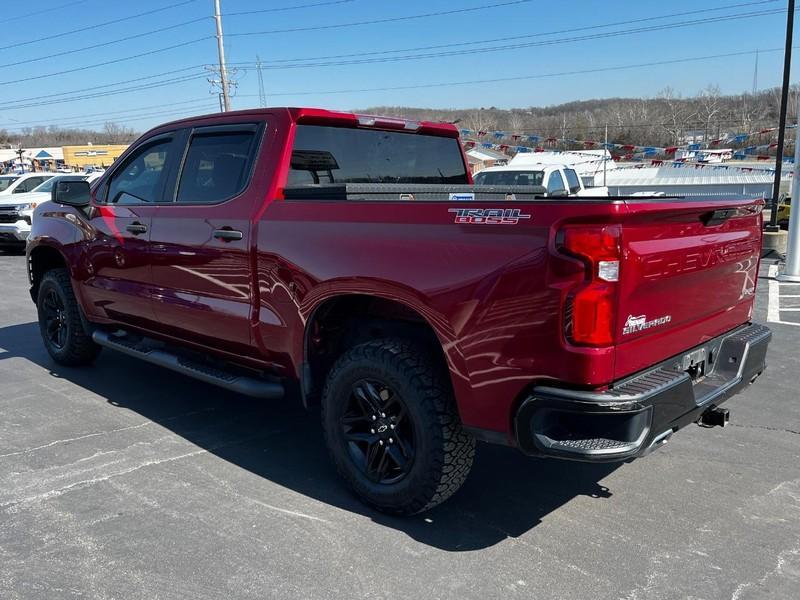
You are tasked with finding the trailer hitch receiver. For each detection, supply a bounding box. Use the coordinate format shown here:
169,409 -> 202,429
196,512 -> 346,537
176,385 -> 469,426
698,406 -> 730,428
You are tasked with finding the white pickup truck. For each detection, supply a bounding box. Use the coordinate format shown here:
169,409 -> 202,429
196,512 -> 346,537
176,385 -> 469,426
473,163 -> 609,197
0,173 -> 100,249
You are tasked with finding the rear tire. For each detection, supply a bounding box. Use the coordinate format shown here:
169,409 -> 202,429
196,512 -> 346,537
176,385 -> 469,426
36,268 -> 101,366
321,338 -> 475,515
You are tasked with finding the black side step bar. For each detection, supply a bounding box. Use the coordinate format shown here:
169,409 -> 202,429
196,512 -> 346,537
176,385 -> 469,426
92,330 -> 284,399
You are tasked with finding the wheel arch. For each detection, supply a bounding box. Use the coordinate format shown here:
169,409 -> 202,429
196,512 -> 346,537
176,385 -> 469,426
28,243 -> 70,302
301,293 -> 469,410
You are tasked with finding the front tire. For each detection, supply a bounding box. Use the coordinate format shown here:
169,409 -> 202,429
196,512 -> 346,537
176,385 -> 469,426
321,338 -> 475,515
36,268 -> 101,366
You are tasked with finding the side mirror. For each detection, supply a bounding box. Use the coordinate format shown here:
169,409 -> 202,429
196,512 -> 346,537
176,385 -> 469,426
549,189 -> 569,198
52,180 -> 91,207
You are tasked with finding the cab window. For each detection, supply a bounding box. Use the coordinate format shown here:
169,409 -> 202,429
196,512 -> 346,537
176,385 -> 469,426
546,171 -> 567,196
564,169 -> 582,194
106,138 -> 174,204
176,128 -> 258,204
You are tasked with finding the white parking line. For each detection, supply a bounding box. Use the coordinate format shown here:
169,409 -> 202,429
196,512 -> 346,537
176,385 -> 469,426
767,264 -> 800,327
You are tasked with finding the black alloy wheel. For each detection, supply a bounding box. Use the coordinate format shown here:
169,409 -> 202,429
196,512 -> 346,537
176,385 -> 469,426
41,287 -> 68,350
342,379 -> 415,484
321,338 -> 475,515
36,268 -> 101,366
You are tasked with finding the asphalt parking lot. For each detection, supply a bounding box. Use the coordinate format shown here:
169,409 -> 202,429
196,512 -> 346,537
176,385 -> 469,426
0,251 -> 797,600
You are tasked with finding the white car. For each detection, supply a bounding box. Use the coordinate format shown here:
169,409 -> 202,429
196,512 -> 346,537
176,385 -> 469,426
0,173 -> 100,249
0,172 -> 56,196
473,164 -> 608,197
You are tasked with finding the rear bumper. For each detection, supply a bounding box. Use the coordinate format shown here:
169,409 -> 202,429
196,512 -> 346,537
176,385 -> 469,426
514,323 -> 771,462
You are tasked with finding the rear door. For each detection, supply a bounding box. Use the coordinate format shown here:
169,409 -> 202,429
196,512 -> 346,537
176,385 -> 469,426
148,122 -> 263,357
614,198 -> 763,378
81,133 -> 180,328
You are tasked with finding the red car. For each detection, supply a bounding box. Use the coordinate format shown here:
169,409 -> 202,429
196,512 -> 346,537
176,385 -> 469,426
26,108 -> 771,514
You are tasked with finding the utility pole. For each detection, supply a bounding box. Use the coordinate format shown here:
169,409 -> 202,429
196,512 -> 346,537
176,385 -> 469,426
752,49 -> 759,96
256,55 -> 267,108
603,124 -> 608,187
779,120 -> 800,281
213,0 -> 231,112
768,0 -> 794,231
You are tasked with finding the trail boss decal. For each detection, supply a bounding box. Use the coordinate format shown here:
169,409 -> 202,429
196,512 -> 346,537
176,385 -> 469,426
448,208 -> 532,225
622,313 -> 672,335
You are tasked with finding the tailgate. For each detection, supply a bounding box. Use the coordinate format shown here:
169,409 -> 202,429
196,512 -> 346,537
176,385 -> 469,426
614,198 -> 763,379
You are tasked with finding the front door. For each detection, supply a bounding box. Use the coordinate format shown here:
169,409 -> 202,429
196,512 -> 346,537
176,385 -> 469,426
148,123 -> 263,358
81,133 -> 181,330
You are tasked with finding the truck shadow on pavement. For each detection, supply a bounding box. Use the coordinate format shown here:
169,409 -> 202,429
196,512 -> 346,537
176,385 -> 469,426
0,321 -> 620,551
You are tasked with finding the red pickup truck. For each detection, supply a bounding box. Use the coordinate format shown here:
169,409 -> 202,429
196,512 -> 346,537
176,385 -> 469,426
26,107 -> 771,514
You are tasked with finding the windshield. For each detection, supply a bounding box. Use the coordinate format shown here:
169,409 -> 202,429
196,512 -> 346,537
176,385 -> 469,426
32,177 -> 60,193
0,176 -> 20,192
473,170 -> 545,186
32,175 -> 88,194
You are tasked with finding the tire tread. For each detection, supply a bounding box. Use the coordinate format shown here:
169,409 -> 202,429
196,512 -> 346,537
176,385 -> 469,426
321,338 -> 475,514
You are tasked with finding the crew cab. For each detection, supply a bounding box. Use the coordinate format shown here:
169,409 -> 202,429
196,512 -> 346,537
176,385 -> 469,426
26,108 -> 771,514
0,172 -> 55,197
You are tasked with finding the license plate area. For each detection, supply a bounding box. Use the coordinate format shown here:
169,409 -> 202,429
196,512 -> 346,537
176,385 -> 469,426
681,347 -> 709,382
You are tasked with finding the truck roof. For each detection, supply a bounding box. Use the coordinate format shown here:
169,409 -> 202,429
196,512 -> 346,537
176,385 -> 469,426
477,164 -> 553,172
145,107 -> 460,139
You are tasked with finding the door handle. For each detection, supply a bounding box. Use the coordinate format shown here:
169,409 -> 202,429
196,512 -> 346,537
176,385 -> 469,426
126,222 -> 148,235
213,228 -> 243,242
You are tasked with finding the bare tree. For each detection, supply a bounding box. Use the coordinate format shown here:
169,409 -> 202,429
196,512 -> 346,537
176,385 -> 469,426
103,122 -> 136,144
463,109 -> 497,133
658,87 -> 692,145
698,84 -> 722,141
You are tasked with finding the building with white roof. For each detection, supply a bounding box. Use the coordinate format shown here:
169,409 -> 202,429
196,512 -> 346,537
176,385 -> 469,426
604,166 -> 773,199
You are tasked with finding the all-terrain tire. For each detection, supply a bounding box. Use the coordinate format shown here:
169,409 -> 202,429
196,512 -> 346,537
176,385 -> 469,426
321,338 -> 475,515
36,268 -> 101,366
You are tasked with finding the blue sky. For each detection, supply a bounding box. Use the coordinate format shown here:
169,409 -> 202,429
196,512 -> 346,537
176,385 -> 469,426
0,0 -> 796,133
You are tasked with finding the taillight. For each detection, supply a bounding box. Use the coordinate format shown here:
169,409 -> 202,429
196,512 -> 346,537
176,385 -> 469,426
559,225 -> 621,347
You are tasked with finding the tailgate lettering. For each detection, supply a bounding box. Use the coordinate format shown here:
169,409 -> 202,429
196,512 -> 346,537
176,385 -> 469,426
448,207 -> 531,225
642,240 -> 757,279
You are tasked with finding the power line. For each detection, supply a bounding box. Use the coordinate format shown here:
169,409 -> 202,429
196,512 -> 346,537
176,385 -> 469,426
0,17 -> 209,69
0,38 -> 211,87
0,66 -> 206,110
0,0 -> 92,23
0,0 -> 364,69
3,98 -> 217,129
232,8 -> 786,70
233,0 -> 778,66
0,74 -> 208,113
238,47 -> 795,98
0,0 -> 200,51
227,0 -> 357,16
227,0 -> 534,36
3,104 -> 220,134
0,1 -> 782,113
0,0 -> 776,99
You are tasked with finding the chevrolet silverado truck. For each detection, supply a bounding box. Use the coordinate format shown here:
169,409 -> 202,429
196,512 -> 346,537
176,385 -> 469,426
26,108 -> 771,514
